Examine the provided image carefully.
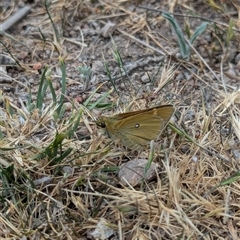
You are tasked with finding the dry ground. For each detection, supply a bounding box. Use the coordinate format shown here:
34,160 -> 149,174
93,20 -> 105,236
1,0 -> 240,239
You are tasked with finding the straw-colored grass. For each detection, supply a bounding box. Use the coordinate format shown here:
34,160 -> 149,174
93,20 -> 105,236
0,0 -> 240,239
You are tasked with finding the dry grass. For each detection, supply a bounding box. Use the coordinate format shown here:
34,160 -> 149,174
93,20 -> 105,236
1,0 -> 240,239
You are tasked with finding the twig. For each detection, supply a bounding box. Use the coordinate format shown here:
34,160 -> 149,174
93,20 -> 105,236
117,29 -> 166,56
0,6 -> 31,34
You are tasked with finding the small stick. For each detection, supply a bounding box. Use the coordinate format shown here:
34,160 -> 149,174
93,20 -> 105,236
0,5 -> 31,34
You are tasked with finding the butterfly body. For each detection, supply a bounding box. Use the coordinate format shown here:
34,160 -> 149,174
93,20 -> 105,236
96,105 -> 174,149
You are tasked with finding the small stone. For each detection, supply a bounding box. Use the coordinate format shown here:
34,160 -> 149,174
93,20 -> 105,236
118,159 -> 158,186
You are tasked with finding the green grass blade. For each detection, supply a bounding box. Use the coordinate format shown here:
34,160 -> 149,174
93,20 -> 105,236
190,22 -> 209,44
162,12 -> 189,59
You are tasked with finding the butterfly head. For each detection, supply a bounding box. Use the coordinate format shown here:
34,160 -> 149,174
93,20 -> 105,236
96,117 -> 107,128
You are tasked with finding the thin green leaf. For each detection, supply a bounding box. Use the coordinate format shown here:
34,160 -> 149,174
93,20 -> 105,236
36,66 -> 48,112
226,19 -> 234,47
162,12 -> 189,59
190,22 -> 209,44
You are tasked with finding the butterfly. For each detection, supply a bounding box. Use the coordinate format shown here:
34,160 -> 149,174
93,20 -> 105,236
96,105 -> 175,149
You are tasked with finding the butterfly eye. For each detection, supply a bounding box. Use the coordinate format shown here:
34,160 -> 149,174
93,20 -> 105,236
100,122 -> 106,128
